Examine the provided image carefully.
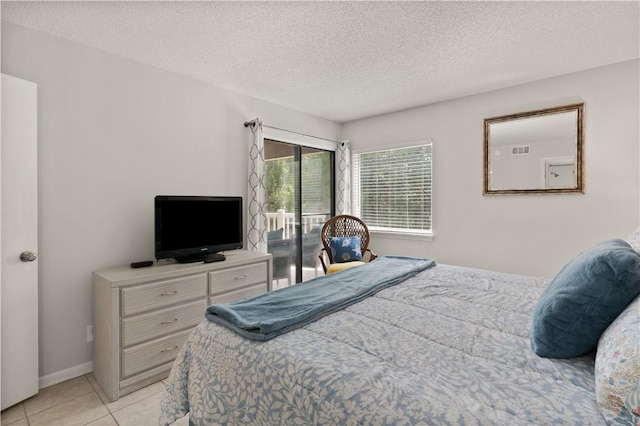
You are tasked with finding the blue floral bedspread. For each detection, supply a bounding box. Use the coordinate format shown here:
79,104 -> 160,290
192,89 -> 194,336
160,264 -> 605,425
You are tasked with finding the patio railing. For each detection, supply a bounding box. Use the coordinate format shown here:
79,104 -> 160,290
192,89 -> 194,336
266,209 -> 328,238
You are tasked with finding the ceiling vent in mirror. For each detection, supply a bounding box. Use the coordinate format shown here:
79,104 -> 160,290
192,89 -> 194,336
511,145 -> 530,156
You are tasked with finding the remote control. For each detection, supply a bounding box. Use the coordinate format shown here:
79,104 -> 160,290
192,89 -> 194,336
130,260 -> 153,268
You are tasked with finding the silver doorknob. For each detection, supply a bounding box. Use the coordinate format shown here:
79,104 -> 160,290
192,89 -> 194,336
19,251 -> 37,262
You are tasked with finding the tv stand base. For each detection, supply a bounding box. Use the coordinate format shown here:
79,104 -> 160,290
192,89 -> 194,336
204,253 -> 226,263
174,253 -> 226,264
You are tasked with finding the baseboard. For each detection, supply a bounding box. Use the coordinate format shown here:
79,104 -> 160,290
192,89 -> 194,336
39,361 -> 93,389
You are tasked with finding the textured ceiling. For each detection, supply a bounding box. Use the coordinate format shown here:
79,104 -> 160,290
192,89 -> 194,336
2,1 -> 639,122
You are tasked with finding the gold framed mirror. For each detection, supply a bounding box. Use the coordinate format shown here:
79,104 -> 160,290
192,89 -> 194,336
483,103 -> 584,195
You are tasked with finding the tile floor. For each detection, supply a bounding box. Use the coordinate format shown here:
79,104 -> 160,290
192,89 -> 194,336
0,374 -> 188,426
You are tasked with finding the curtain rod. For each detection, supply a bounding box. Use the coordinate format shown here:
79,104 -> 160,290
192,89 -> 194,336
243,120 -> 343,145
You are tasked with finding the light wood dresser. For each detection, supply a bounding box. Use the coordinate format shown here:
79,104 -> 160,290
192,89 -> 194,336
93,250 -> 272,401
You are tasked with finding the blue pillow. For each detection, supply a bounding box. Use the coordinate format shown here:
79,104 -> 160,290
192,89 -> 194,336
531,239 -> 640,358
329,236 -> 363,263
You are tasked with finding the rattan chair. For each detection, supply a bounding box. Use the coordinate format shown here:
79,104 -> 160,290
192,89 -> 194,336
318,215 -> 377,273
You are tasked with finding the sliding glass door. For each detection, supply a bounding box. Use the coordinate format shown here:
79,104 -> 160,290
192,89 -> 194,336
264,139 -> 334,287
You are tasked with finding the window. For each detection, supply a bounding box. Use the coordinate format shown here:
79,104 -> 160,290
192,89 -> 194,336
353,144 -> 432,234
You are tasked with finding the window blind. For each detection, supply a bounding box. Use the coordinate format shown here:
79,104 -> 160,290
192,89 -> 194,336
353,144 -> 432,232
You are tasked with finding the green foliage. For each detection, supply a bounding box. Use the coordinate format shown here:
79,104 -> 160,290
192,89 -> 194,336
265,152 -> 332,214
265,158 -> 294,212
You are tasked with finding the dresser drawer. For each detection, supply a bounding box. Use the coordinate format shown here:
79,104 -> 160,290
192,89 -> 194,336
121,274 -> 207,316
209,263 -> 267,296
122,299 -> 206,347
209,282 -> 267,305
121,329 -> 191,378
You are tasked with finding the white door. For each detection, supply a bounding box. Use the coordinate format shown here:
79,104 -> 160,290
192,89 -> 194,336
1,74 -> 39,410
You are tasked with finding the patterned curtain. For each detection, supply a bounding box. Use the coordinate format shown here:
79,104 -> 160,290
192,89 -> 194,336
336,140 -> 351,215
247,119 -> 268,253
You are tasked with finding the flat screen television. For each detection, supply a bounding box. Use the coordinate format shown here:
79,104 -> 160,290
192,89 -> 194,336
155,195 -> 243,263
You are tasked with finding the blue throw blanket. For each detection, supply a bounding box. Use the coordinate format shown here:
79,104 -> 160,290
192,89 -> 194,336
206,256 -> 435,341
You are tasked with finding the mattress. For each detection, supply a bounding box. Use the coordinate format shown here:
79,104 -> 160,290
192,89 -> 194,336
160,263 -> 604,425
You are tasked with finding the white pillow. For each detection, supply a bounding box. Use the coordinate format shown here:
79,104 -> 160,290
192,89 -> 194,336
626,227 -> 640,253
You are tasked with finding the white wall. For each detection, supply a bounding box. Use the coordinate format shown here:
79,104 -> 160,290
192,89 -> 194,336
1,22 -> 341,381
342,60 -> 639,278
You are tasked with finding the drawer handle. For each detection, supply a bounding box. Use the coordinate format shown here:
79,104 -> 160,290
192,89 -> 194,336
160,345 -> 179,353
234,274 -> 248,280
160,290 -> 178,296
160,318 -> 179,324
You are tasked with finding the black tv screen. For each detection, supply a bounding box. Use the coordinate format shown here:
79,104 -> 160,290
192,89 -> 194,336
155,195 -> 243,263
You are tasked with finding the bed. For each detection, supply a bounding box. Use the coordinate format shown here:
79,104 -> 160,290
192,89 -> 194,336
160,232 -> 640,426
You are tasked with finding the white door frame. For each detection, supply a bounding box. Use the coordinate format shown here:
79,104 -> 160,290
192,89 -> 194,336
539,155 -> 575,189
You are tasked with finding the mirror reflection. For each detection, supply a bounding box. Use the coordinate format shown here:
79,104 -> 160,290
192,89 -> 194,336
483,103 -> 584,194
